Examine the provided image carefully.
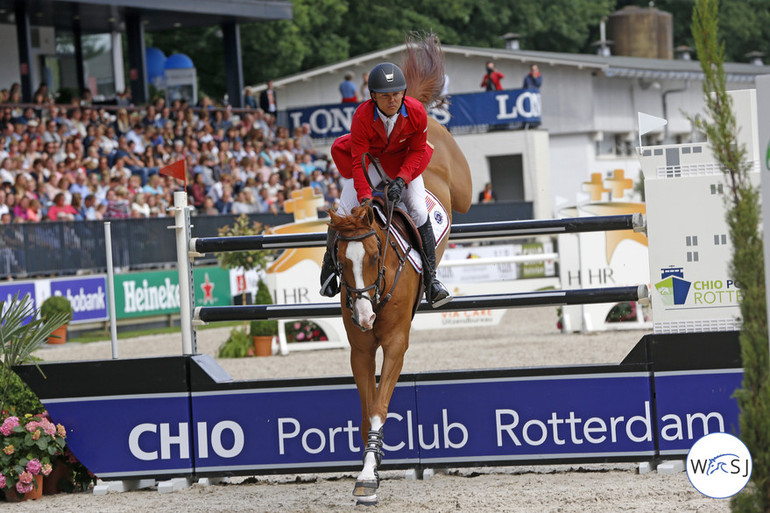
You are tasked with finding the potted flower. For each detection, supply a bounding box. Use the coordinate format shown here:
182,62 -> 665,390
250,279 -> 278,356
0,412 -> 67,501
40,295 -> 74,345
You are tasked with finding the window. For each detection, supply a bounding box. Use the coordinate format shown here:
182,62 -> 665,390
595,133 -> 634,157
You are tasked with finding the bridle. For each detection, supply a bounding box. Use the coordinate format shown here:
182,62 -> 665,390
335,217 -> 410,329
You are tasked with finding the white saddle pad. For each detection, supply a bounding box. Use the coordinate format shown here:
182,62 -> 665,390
374,190 -> 450,273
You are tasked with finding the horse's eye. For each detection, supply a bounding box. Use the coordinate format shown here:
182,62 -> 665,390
369,254 -> 379,266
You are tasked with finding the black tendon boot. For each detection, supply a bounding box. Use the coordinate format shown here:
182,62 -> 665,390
319,227 -> 339,297
417,220 -> 452,308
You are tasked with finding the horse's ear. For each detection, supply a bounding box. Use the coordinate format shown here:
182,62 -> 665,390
365,204 -> 374,225
328,209 -> 338,228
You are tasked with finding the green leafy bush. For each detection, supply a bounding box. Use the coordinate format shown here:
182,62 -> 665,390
217,328 -> 252,358
0,293 -> 70,412
0,365 -> 44,416
40,296 -> 73,324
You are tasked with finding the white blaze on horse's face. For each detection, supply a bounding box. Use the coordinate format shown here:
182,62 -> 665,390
346,241 -> 376,330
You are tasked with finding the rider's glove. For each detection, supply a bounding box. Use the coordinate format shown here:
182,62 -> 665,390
387,178 -> 406,204
360,197 -> 372,208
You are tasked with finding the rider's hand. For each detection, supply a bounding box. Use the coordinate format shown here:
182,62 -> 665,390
360,197 -> 372,208
387,178 -> 406,204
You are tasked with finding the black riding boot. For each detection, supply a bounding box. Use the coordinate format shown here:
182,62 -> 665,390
319,227 -> 339,297
417,220 -> 452,308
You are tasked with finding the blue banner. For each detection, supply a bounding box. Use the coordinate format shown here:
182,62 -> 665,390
50,276 -> 109,323
654,369 -> 742,456
0,282 -> 36,305
43,372 -> 660,478
287,89 -> 542,140
45,395 -> 193,477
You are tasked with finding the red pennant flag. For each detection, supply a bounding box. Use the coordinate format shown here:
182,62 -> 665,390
159,159 -> 187,184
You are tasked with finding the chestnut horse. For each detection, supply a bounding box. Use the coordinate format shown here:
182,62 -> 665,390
328,33 -> 472,504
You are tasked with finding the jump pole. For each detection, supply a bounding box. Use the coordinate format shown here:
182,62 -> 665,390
172,191 -> 196,355
194,285 -> 648,324
190,213 -> 645,254
104,222 -> 119,359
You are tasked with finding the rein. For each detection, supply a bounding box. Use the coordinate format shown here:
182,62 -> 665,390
361,153 -> 397,289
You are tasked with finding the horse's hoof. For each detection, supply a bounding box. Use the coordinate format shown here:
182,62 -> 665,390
355,495 -> 378,506
353,479 -> 379,498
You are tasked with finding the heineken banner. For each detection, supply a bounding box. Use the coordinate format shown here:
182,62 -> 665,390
114,267 -> 231,319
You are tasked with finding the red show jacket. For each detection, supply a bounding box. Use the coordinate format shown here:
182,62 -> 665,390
331,95 -> 433,202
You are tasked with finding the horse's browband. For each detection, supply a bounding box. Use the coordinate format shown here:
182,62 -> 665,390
338,230 -> 377,242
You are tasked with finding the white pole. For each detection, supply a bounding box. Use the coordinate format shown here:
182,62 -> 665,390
756,75 -> 770,366
173,191 -> 196,355
104,222 -> 119,359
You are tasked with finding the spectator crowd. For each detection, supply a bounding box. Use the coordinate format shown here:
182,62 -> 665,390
0,84 -> 342,225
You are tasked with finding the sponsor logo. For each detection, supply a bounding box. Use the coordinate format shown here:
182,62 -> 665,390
655,267 -> 742,308
687,432 -> 752,499
123,278 -> 180,314
655,267 -> 691,305
200,273 -> 215,304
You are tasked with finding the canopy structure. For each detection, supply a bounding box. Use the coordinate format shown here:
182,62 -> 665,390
0,0 -> 292,105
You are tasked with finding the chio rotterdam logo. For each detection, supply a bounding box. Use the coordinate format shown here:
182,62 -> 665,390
687,432 -> 752,499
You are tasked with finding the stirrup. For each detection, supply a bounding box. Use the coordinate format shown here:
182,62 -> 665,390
427,281 -> 452,308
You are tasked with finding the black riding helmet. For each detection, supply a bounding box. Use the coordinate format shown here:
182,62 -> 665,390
368,63 -> 406,94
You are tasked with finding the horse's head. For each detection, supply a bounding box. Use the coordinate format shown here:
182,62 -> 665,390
330,204 -> 383,331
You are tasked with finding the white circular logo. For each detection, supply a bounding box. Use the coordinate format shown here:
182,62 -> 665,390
686,432 -> 752,499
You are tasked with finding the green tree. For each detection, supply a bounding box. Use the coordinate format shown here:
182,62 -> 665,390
691,1 -> 770,511
147,0 -> 617,100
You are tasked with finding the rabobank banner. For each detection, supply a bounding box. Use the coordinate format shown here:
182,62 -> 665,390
50,277 -> 108,323
0,277 -> 107,324
288,88 -> 542,140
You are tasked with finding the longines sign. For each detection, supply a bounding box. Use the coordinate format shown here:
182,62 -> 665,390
288,88 -> 542,139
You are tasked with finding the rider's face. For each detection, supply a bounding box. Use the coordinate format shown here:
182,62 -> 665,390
372,91 -> 405,117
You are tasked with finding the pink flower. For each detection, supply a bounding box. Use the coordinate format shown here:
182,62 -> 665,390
15,480 -> 33,494
26,458 -> 42,475
40,419 -> 56,436
296,332 -> 305,341
3,444 -> 14,455
0,473 -> 5,488
0,416 -> 19,436
293,322 -> 301,330
18,471 -> 33,484
41,463 -> 53,476
25,420 -> 39,433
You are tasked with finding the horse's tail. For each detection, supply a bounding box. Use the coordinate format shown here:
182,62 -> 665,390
402,32 -> 445,108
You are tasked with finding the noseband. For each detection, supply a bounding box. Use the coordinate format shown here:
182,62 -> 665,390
336,224 -> 410,327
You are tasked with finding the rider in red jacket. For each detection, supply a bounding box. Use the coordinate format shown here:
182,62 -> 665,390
320,62 -> 451,308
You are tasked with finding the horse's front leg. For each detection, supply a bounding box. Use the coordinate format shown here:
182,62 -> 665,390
353,333 -> 408,503
349,342 -> 380,503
